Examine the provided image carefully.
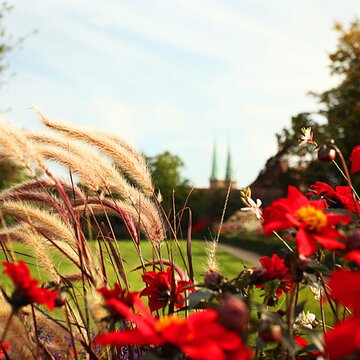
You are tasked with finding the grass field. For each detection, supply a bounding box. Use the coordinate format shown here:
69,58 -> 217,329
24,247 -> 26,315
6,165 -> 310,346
0,239 -> 334,325
0,239 -> 251,291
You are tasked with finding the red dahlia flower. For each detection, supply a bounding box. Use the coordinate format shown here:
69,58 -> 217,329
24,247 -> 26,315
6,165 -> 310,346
350,144 -> 360,173
140,267 -> 194,312
3,260 -> 59,310
308,181 -> 359,214
258,254 -> 288,281
324,270 -> 360,359
262,186 -> 351,256
94,295 -> 250,360
98,283 -> 138,320
252,254 -> 291,297
98,283 -> 137,307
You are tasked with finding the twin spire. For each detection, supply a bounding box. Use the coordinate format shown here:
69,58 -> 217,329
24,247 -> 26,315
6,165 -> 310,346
209,142 -> 236,189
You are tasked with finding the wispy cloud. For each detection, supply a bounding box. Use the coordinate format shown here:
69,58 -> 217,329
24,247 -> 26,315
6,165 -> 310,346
2,0 -> 360,187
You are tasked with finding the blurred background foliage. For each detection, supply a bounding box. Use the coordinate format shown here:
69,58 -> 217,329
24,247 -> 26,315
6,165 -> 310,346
277,20 -> 360,189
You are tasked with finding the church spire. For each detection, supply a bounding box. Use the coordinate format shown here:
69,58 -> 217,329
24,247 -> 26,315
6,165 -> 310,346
210,142 -> 219,181
225,144 -> 233,182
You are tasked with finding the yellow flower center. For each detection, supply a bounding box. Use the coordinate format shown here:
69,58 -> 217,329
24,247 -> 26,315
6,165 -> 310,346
295,205 -> 327,232
155,314 -> 185,332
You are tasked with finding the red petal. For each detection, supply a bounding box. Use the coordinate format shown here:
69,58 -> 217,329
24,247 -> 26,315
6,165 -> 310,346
325,317 -> 360,360
350,145 -> 360,173
295,227 -> 317,256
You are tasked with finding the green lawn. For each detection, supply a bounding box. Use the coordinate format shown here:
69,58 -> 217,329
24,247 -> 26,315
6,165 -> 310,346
0,239 -> 251,290
0,239 -> 333,326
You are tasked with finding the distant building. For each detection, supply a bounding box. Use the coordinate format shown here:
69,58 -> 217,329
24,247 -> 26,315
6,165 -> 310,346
209,142 -> 237,189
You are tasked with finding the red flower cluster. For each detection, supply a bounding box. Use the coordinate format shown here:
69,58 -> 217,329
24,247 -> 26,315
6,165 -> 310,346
3,261 -> 59,310
140,267 -> 194,312
350,144 -> 360,174
308,181 -> 359,214
324,270 -> 360,359
253,254 -> 291,297
94,295 -> 250,360
263,186 -> 352,256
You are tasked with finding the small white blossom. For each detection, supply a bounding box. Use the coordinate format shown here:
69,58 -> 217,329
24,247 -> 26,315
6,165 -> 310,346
241,197 -> 263,220
294,311 -> 317,330
299,127 -> 316,146
310,284 -> 323,301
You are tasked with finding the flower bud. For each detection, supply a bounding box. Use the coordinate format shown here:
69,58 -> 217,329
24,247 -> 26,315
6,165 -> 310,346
318,145 -> 336,162
204,270 -> 223,289
217,294 -> 249,332
259,324 -> 282,342
347,229 -> 360,250
55,292 -> 67,307
250,267 -> 268,285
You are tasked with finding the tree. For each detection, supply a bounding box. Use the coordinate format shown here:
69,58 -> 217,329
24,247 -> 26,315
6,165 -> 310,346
0,2 -> 29,190
277,20 -> 360,188
145,151 -> 190,209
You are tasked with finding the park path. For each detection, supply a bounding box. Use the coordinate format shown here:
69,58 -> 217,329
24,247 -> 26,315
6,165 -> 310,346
218,243 -> 261,265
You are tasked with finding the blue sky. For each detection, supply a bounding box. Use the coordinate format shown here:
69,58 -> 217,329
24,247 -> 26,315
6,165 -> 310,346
2,1 -> 360,188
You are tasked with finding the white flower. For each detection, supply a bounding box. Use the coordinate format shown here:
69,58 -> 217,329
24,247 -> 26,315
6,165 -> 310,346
241,197 -> 263,220
310,284 -> 322,301
294,311 -> 317,329
299,127 -> 316,146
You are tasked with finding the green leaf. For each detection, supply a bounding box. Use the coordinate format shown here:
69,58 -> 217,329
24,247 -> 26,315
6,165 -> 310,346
187,289 -> 214,309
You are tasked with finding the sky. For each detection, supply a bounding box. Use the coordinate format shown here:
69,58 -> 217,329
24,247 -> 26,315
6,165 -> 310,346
1,0 -> 360,188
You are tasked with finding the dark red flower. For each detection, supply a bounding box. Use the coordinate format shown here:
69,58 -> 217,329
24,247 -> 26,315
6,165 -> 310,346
258,254 -> 288,281
252,254 -> 291,297
308,181 -> 359,213
3,261 -> 59,310
94,295 -> 250,360
0,342 -> 10,359
262,186 -> 352,256
140,267 -> 194,312
324,270 -> 360,359
350,145 -> 360,173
